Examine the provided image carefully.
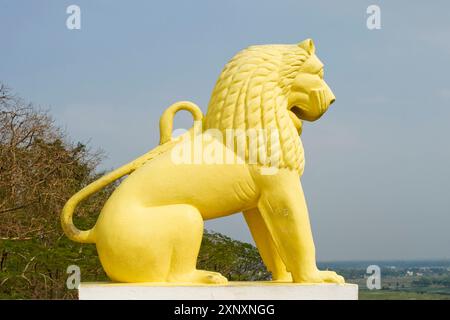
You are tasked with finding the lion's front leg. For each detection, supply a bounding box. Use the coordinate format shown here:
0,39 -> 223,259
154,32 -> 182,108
255,170 -> 344,284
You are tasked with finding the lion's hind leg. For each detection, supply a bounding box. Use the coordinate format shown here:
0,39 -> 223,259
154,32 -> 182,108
96,204 -> 227,283
165,204 -> 227,284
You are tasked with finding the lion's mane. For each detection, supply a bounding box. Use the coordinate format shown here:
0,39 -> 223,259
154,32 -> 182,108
204,44 -> 312,173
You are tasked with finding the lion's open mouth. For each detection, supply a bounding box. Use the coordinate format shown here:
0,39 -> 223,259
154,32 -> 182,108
288,106 -> 304,133
289,106 -> 304,119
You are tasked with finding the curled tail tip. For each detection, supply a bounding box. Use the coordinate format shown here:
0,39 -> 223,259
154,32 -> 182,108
61,221 -> 95,243
61,203 -> 96,244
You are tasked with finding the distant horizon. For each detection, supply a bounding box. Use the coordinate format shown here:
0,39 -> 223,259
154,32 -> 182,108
205,228 -> 450,263
318,259 -> 450,264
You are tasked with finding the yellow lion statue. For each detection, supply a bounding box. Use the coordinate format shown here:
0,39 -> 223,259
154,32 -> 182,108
61,39 -> 343,284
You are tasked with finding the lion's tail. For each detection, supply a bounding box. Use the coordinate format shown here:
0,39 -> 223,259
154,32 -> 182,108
60,101 -> 203,243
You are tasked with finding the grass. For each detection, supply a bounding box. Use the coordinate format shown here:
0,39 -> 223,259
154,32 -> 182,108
359,289 -> 450,300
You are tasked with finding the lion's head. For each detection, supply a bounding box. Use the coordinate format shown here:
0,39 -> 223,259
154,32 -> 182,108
204,39 -> 335,173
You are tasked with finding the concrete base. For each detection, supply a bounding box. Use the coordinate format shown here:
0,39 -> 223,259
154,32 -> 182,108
78,282 -> 358,300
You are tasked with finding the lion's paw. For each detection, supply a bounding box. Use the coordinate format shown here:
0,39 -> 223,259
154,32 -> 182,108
297,269 -> 345,284
317,270 -> 345,284
194,270 -> 228,284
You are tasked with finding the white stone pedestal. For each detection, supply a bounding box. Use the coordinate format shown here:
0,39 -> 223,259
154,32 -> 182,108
78,282 -> 358,300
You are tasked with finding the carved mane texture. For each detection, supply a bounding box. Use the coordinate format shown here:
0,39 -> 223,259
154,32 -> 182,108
204,44 -> 312,173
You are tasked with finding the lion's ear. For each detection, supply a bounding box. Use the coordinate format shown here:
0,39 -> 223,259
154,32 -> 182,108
298,38 -> 315,54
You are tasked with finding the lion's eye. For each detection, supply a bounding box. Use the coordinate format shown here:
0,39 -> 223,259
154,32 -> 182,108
318,69 -> 324,79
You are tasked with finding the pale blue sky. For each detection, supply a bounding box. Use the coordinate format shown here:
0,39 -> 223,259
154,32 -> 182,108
1,0 -> 450,260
